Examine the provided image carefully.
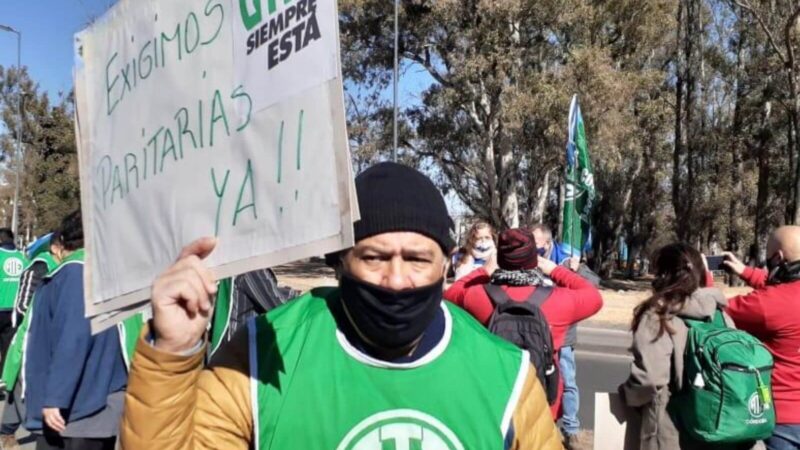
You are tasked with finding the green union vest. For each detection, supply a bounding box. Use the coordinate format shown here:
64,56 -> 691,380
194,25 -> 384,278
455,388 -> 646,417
0,249 -> 144,392
249,288 -> 529,450
0,248 -> 28,310
26,253 -> 57,274
209,277 -> 234,358
1,250 -> 82,393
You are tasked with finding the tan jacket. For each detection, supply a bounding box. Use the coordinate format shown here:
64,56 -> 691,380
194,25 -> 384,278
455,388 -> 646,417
621,288 -> 748,450
121,325 -> 563,449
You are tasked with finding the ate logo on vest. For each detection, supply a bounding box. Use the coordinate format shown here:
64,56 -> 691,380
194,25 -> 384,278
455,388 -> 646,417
748,392 -> 766,420
3,257 -> 23,277
337,410 -> 465,450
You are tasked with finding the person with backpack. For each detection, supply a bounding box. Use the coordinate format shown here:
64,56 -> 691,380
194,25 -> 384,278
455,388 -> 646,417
444,227 -> 602,423
620,243 -> 769,450
532,223 -> 596,447
722,226 -> 800,450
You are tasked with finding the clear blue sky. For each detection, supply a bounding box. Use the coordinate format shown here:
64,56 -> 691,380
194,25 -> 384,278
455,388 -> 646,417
0,0 -> 117,98
0,0 -> 462,210
0,0 -> 432,105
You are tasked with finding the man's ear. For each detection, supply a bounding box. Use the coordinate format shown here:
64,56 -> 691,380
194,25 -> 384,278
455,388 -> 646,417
336,249 -> 353,280
326,249 -> 351,280
440,250 -> 451,278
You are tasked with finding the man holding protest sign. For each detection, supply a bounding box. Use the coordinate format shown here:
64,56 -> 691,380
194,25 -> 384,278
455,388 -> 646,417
121,163 -> 562,449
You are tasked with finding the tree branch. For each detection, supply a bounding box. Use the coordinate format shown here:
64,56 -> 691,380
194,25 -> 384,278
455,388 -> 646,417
732,0 -> 788,63
783,7 -> 800,70
403,51 -> 451,88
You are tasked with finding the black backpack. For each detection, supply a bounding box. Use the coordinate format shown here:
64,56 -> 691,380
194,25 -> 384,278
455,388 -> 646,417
483,284 -> 559,405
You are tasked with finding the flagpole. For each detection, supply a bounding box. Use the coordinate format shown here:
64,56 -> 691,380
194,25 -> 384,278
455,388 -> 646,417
569,167 -> 577,259
567,95 -> 577,260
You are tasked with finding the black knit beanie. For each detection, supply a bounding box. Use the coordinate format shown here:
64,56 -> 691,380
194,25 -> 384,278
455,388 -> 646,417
331,163 -> 455,262
354,162 -> 455,252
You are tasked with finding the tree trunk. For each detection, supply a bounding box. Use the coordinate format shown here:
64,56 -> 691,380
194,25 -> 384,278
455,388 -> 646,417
482,138 -> 500,226
754,140 -> 770,263
792,85 -> 800,224
499,143 -> 520,228
753,92 -> 771,265
683,0 -> 699,242
785,10 -> 800,223
728,16 -> 745,273
557,176 -> 565,238
673,0 -> 687,241
529,168 -> 551,226
788,118 -> 796,224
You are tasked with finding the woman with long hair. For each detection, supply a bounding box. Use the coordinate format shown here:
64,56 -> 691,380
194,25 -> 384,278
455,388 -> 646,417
452,221 -> 496,280
620,243 -> 758,450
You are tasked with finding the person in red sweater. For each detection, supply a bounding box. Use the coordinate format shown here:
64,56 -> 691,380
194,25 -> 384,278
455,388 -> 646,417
444,228 -> 603,423
722,226 -> 800,450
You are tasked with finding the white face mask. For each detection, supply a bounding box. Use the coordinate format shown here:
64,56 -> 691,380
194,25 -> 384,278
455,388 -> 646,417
472,241 -> 495,259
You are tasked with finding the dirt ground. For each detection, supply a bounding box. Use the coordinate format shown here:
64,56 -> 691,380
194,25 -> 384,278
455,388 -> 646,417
273,260 -> 754,330
272,258 -> 338,291
586,277 -> 753,329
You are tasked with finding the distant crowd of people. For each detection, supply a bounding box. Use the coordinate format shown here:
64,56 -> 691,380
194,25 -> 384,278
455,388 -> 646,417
0,162 -> 798,450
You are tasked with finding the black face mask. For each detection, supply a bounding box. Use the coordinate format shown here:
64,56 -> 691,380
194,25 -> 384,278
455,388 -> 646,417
339,272 -> 443,350
767,257 -> 800,285
767,253 -> 782,273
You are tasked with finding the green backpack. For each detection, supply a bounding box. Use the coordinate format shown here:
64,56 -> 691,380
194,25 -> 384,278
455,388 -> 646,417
669,310 -> 775,444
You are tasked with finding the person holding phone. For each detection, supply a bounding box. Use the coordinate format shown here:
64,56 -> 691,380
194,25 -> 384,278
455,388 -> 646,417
722,226 -> 800,450
704,255 -> 726,272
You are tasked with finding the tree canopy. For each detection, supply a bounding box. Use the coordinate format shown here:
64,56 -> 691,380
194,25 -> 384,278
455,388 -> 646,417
340,0 -> 800,274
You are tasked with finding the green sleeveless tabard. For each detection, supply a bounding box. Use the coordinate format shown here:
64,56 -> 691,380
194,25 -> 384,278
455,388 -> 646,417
248,288 -> 530,450
0,249 -> 27,310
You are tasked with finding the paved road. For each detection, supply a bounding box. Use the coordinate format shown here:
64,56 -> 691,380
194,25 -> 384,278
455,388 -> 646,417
573,327 -> 633,432
575,349 -> 632,431
0,398 -> 35,449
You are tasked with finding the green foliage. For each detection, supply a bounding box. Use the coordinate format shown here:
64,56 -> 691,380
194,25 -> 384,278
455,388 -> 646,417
0,66 -> 80,238
340,0 -> 800,273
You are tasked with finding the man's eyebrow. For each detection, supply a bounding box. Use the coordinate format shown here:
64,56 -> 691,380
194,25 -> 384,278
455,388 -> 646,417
355,245 -> 393,254
402,248 -> 436,259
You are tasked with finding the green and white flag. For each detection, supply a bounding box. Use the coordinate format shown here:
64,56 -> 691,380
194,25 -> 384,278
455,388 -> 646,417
562,95 -> 595,255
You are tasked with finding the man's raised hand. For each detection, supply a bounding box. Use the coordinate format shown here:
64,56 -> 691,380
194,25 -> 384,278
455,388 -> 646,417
151,237 -> 218,354
721,251 -> 747,277
537,256 -> 558,276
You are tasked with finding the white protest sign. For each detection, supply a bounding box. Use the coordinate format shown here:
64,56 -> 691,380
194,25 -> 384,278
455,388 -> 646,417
594,392 -> 641,450
234,0 -> 339,112
74,0 -> 355,320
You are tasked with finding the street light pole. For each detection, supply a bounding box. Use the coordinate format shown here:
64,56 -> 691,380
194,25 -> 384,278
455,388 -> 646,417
392,0 -> 399,162
0,25 -> 21,237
